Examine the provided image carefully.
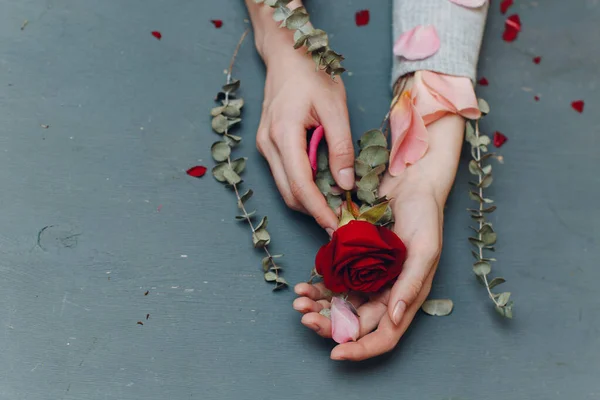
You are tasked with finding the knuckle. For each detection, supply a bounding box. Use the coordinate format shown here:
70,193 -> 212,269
256,135 -> 269,154
283,194 -> 300,210
289,179 -> 306,200
331,139 -> 354,160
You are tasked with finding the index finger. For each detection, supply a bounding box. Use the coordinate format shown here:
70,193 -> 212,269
280,127 -> 339,232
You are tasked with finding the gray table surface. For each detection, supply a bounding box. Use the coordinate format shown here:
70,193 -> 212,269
1,0 -> 599,399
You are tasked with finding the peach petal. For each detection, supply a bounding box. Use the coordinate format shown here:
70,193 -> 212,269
393,25 -> 440,61
412,71 -> 453,125
331,297 -> 360,344
420,71 -> 481,120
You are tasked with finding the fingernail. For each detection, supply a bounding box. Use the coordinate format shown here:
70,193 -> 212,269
326,228 -> 334,238
392,301 -> 406,326
337,168 -> 355,191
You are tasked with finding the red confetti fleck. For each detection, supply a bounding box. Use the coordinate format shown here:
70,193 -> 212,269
137,321 -> 144,326
502,14 -> 521,42
571,100 -> 584,113
211,19 -> 223,28
493,131 -> 508,148
355,10 -> 370,26
151,31 -> 162,40
157,204 -> 163,212
186,166 -> 207,178
500,0 -> 513,14
533,56 -> 541,64
534,95 -> 540,101
478,77 -> 489,86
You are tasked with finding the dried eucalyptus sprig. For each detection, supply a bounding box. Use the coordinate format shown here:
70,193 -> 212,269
254,0 -> 345,78
211,29 -> 287,291
465,99 -> 512,318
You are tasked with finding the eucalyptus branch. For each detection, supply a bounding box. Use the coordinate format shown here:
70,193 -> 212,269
210,29 -> 287,291
466,99 -> 513,318
254,0 -> 345,78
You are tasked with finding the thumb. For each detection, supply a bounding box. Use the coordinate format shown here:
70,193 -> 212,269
388,252 -> 439,326
317,101 -> 355,191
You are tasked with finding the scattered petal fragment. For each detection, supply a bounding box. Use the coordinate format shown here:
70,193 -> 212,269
500,0 -> 513,14
478,77 -> 489,86
211,19 -> 223,28
421,299 -> 454,316
571,100 -> 584,113
533,56 -> 541,64
493,131 -> 508,147
393,25 -> 440,61
186,166 -> 207,178
502,14 -> 521,42
330,297 -> 360,344
448,0 -> 487,8
308,126 -> 324,178
355,10 -> 370,26
151,31 -> 162,40
534,95 -> 540,101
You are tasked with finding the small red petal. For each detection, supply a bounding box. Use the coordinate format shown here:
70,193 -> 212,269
478,77 -> 489,86
151,31 -> 162,40
571,100 -> 584,113
211,19 -> 223,28
500,0 -> 513,14
355,10 -> 370,26
186,166 -> 207,177
502,14 -> 521,42
493,131 -> 508,148
533,56 -> 541,64
157,204 -> 163,212
534,95 -> 540,101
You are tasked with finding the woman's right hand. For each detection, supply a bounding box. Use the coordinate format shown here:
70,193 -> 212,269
248,0 -> 355,234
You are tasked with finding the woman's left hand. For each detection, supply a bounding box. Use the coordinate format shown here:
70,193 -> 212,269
293,113 -> 465,361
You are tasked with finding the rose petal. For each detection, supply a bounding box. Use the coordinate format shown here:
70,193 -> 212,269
389,91 -> 429,175
393,25 -> 440,61
331,297 -> 360,344
493,131 -> 508,147
448,0 -> 487,8
571,100 -> 584,113
420,71 -> 482,120
186,166 -> 207,177
308,126 -> 324,178
500,0 -> 513,14
412,71 -> 454,124
478,77 -> 489,86
534,95 -> 540,101
533,56 -> 541,64
151,31 -> 162,40
355,10 -> 370,26
211,19 -> 223,28
502,14 -> 521,42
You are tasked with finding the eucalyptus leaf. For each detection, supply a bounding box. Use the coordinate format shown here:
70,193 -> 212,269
235,210 -> 256,220
256,216 -> 268,231
479,224 -> 496,246
211,114 -> 228,134
357,145 -> 389,168
469,237 -> 484,248
495,303 -> 513,318
482,205 -> 497,213
482,164 -> 492,175
211,141 -> 231,162
306,29 -> 328,52
319,308 -> 331,319
473,261 -> 491,276
478,135 -> 491,146
222,105 -> 241,118
471,250 -> 480,260
230,157 -> 247,174
479,174 -> 493,189
293,33 -> 309,49
469,191 -> 483,202
478,98 -> 490,115
480,145 -> 488,152
225,98 -> 244,109
469,160 -> 482,175
223,168 -> 241,185
358,129 -> 387,149
354,159 -> 372,177
222,79 -> 240,94
357,201 -> 390,224
465,121 -> 477,146
357,188 -> 376,205
315,177 -> 332,195
224,134 -> 242,147
483,198 -> 494,204
357,170 -> 380,192
326,194 -> 342,210
212,162 -> 230,182
273,283 -> 287,291
210,106 -> 225,117
316,168 -> 335,185
227,117 -> 242,130
488,277 -> 506,290
264,271 -> 277,282
253,228 -> 271,248
317,146 -> 329,171
238,189 -> 254,208
421,299 -> 454,316
281,7 -> 309,29
272,6 -> 287,21
275,276 -> 288,285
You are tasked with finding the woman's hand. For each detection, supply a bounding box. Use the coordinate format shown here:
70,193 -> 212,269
293,112 -> 465,361
247,0 -> 355,234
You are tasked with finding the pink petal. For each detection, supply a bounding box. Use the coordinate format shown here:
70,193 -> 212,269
448,0 -> 487,8
393,25 -> 440,61
412,72 -> 454,125
389,91 -> 429,176
331,297 -> 360,344
308,125 -> 324,178
420,71 -> 481,120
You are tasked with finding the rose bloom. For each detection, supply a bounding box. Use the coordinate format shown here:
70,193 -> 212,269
315,220 -> 407,293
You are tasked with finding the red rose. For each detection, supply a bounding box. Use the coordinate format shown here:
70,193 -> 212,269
315,220 -> 407,293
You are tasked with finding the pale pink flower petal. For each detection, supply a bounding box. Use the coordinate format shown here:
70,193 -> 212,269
389,91 -> 429,176
411,71 -> 453,125
331,297 -> 360,344
308,125 -> 324,178
393,25 -> 440,61
420,71 -> 481,120
447,0 -> 487,8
